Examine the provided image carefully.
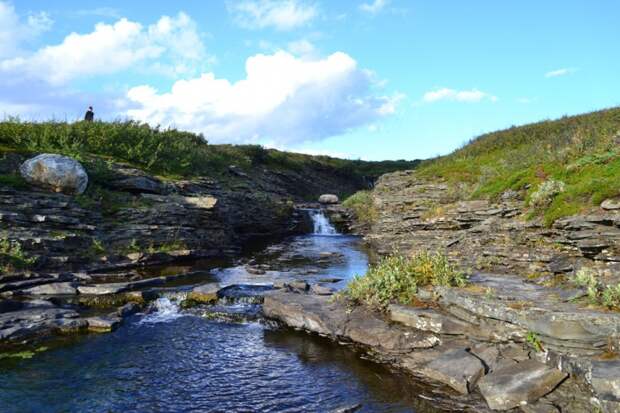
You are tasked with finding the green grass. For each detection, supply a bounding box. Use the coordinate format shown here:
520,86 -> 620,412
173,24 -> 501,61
413,107 -> 620,225
342,190 -> 377,225
0,173 -> 28,190
344,251 -> 466,309
572,267 -> 620,310
0,119 -> 419,181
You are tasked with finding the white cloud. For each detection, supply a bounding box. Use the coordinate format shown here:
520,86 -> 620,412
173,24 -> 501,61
287,39 -> 316,55
228,0 -> 318,30
422,88 -> 497,103
125,51 -> 400,145
360,0 -> 389,14
0,2 -> 53,58
0,12 -> 205,85
545,67 -> 578,78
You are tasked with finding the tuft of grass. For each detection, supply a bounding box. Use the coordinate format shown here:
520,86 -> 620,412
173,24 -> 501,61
571,267 -> 620,310
342,190 -> 378,225
526,331 -> 544,352
344,251 -> 466,309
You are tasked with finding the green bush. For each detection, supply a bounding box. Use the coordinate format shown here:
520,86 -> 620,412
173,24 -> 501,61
343,190 -> 377,225
529,179 -> 566,208
344,251 -> 466,309
0,237 -> 35,273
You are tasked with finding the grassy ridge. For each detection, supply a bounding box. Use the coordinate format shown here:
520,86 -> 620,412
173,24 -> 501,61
0,119 -> 418,180
414,107 -> 620,224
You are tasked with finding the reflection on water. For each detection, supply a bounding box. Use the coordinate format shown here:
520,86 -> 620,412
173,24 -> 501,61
0,233 -> 444,413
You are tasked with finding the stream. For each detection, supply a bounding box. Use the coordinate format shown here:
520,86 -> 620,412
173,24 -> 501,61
0,211 -> 439,413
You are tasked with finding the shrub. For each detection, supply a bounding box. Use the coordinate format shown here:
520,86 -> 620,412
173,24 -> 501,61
572,267 -> 599,302
343,191 -> 377,225
601,284 -> 620,309
529,179 -> 566,208
572,267 -> 620,309
344,251 -> 466,309
0,237 -> 35,273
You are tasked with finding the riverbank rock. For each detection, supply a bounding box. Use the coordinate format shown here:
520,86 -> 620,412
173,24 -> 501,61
420,348 -> 485,394
20,154 -> 88,195
477,359 -> 567,410
319,194 -> 339,204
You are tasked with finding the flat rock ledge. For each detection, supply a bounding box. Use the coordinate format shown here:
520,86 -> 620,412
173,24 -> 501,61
264,290 -> 616,412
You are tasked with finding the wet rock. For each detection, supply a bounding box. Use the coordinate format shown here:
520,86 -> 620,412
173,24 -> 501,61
117,302 -> 140,317
216,284 -> 273,304
419,349 -> 485,394
319,194 -> 339,204
184,283 -> 222,306
331,404 -> 362,413
0,306 -> 81,342
23,282 -> 77,296
264,291 -> 348,337
20,154 -> 88,195
85,315 -> 121,332
477,359 -> 568,410
589,360 -> 620,402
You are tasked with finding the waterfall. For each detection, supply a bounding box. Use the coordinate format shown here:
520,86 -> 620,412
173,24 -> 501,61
309,209 -> 338,235
139,297 -> 183,324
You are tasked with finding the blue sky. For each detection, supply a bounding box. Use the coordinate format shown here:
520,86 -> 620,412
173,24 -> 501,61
1,1 -> 618,160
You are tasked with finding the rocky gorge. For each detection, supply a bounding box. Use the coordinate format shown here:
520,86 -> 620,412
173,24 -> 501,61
3,141 -> 620,411
262,169 -> 620,412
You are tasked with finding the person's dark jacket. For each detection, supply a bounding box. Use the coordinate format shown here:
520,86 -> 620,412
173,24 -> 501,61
84,109 -> 94,122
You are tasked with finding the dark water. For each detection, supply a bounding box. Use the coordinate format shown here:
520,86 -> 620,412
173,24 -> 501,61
0,231 -> 438,413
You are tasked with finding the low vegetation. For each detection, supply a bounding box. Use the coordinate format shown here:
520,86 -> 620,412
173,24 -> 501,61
0,119 -> 418,180
344,251 -> 466,309
0,237 -> 36,273
572,267 -> 620,310
413,107 -> 620,225
342,190 -> 377,225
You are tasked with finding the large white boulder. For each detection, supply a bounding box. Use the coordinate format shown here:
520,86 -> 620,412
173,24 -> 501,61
20,154 -> 89,195
318,194 -> 339,204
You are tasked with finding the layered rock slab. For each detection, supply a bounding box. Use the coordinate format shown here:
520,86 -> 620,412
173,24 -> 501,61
477,359 -> 567,410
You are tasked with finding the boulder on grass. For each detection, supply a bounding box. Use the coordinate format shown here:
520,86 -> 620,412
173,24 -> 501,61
319,194 -> 339,204
20,154 -> 88,195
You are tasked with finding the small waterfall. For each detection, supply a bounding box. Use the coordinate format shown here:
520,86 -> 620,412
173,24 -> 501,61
309,209 -> 338,235
139,297 -> 183,324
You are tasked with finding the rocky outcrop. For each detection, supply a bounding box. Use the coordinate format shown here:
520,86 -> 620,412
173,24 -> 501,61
20,154 -> 88,195
363,170 -> 620,285
264,275 -> 620,412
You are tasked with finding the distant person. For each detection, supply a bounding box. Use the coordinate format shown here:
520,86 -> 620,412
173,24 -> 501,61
84,106 -> 94,122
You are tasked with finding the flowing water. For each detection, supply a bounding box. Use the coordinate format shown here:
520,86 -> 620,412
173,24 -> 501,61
0,210 -> 439,413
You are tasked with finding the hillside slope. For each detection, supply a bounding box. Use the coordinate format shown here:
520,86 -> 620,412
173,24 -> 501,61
348,107 -> 620,286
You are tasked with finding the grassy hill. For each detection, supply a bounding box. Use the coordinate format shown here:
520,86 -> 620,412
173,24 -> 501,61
0,119 -> 419,186
410,107 -> 620,225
